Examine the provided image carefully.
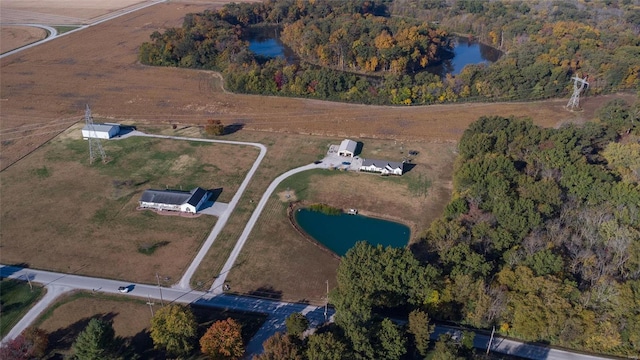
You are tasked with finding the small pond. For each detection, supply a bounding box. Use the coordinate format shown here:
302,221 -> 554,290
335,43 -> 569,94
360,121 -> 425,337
295,208 -> 410,256
426,36 -> 502,76
247,28 -> 500,77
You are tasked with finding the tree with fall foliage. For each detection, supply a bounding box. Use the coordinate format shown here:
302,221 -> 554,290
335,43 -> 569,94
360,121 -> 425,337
150,304 -> 197,357
200,318 -> 244,360
205,119 -> 225,136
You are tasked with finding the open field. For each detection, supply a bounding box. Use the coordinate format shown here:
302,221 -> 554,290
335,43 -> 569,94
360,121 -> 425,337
0,279 -> 44,338
35,291 -> 266,358
0,0 -> 157,25
0,126 -> 258,284
0,26 -> 47,54
1,0 -> 636,171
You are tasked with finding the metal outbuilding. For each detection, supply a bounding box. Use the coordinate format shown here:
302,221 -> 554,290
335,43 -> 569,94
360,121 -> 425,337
338,139 -> 357,157
82,123 -> 120,139
139,187 -> 210,213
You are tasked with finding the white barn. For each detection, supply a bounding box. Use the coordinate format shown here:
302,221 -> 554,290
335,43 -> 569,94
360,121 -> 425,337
338,139 -> 357,157
82,123 -> 120,139
360,159 -> 404,175
139,187 -> 210,213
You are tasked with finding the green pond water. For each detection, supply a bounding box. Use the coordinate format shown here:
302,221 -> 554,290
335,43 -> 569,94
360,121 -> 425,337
294,209 -> 410,256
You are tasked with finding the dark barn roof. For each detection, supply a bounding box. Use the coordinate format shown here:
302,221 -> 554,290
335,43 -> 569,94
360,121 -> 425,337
140,187 -> 208,206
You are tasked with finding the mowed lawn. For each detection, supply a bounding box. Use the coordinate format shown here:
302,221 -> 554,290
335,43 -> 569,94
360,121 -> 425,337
0,126 -> 259,284
225,139 -> 456,304
34,291 -> 267,359
0,279 -> 44,338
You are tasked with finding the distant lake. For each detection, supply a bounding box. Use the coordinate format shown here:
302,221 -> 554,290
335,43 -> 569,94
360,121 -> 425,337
247,28 -> 500,77
426,36 -> 502,76
295,209 -> 410,257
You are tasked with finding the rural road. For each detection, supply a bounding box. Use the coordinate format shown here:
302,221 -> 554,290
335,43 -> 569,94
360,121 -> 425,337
0,0 -> 166,59
210,162 -> 323,294
124,132 -> 268,290
1,265 -> 613,359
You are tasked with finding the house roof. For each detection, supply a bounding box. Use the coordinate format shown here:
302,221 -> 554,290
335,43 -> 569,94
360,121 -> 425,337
362,159 -> 404,170
186,187 -> 208,206
140,187 -> 208,206
82,123 -> 119,133
338,139 -> 357,154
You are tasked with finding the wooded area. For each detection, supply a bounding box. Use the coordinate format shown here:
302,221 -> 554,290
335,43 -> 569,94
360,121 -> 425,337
139,0 -> 640,105
320,99 -> 639,358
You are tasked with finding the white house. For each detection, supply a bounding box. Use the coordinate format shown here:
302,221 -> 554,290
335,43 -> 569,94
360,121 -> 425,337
338,139 -> 357,157
82,123 -> 120,139
360,159 -> 404,175
139,187 -> 210,213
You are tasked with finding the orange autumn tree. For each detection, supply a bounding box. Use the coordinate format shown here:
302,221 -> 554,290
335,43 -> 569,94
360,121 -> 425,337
200,318 -> 244,360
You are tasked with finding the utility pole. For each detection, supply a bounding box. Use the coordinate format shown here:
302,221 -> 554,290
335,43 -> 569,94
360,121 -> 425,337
156,273 -> 164,306
566,75 -> 589,111
324,280 -> 329,322
486,326 -> 495,355
84,104 -> 108,164
26,274 -> 33,292
147,294 -> 155,317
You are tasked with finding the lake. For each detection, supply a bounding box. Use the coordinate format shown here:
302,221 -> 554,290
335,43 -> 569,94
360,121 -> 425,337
295,208 -> 410,257
247,31 -> 500,77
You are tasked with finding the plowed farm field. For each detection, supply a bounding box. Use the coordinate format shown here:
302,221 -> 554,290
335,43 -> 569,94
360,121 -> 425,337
0,0 -> 635,172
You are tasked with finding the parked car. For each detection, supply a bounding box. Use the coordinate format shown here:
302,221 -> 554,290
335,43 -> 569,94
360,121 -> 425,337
342,161 -> 351,165
314,160 -> 323,164
118,286 -> 130,293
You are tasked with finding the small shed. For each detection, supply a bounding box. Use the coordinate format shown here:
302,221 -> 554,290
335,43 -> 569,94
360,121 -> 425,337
360,159 -> 404,175
139,187 -> 210,213
338,139 -> 357,157
82,123 -> 120,139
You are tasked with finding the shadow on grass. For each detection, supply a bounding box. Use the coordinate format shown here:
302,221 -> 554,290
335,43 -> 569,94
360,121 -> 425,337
191,305 -> 269,345
224,123 -> 244,135
247,286 -> 283,301
47,312 -> 118,353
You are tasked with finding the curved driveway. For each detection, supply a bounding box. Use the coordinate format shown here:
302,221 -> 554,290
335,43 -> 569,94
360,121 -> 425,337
211,162 -> 323,294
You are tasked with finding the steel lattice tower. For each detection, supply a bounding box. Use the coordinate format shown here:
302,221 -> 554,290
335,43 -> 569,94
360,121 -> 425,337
566,75 -> 589,111
84,104 -> 108,164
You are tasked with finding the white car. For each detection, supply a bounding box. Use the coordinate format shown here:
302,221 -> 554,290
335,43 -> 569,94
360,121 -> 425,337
118,286 -> 130,293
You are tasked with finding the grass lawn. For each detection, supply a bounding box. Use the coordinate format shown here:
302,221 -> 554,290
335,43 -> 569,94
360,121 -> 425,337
187,129 -> 456,303
35,291 -> 267,359
0,125 -> 258,284
0,279 -> 44,338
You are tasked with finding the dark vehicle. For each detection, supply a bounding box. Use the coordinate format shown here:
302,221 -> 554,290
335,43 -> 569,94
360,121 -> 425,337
342,161 -> 351,165
314,160 -> 323,164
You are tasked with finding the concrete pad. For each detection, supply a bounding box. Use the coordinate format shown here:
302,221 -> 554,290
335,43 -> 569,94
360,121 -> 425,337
199,202 -> 229,217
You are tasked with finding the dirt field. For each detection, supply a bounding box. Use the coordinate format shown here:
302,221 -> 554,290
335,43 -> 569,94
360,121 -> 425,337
1,1 -> 635,172
0,0 -> 155,25
0,26 -> 47,54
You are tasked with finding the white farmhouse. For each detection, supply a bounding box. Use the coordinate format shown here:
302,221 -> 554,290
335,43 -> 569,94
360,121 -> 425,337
82,123 -> 120,139
360,159 -> 404,175
338,139 -> 357,157
139,187 -> 210,213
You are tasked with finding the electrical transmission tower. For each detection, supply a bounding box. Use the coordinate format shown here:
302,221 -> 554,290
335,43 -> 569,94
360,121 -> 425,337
84,104 -> 108,164
566,75 -> 589,111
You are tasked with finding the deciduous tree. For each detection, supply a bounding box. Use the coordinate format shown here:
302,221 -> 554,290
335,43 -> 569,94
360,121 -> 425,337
150,304 -> 197,357
200,318 -> 244,360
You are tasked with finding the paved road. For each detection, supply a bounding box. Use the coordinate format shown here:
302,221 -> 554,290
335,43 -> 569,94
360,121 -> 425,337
0,0 -> 165,59
128,132 -> 267,290
210,162 -> 323,294
0,265 -> 331,357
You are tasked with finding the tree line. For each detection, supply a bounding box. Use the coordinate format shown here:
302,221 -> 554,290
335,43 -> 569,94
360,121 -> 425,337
139,0 -> 639,105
